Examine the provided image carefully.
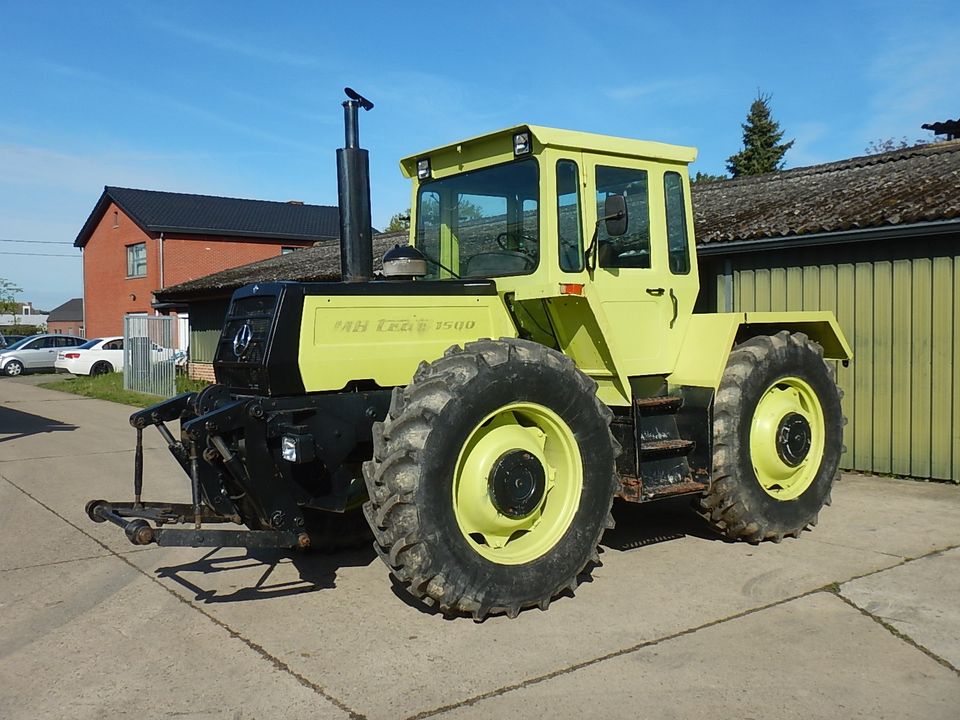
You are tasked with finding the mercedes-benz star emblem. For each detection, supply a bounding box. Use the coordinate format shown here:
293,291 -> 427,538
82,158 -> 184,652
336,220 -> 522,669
232,323 -> 253,358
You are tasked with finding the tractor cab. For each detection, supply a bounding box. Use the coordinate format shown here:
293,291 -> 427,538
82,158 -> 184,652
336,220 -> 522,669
400,126 -> 702,401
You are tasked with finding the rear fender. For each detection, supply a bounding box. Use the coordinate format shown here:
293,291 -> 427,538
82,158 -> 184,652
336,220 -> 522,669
668,312 -> 851,390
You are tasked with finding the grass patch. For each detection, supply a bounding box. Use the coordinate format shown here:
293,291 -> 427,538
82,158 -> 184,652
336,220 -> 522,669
41,372 -> 209,408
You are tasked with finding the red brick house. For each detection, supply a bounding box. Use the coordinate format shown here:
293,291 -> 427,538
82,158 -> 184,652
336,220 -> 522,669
47,298 -> 84,336
73,187 -> 340,337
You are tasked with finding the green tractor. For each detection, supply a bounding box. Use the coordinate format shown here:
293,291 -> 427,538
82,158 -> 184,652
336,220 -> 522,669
87,89 -> 850,620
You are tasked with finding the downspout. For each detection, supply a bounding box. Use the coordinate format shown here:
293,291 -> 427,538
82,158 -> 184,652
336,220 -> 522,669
81,247 -> 86,337
159,232 -> 165,291
158,232 -> 165,317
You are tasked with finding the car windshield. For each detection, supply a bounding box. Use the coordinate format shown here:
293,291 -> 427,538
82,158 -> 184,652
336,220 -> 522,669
78,338 -> 103,349
415,158 -> 539,279
3,336 -> 40,351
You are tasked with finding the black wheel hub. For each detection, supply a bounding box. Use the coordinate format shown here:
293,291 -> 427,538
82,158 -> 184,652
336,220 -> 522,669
776,412 -> 812,467
489,450 -> 546,518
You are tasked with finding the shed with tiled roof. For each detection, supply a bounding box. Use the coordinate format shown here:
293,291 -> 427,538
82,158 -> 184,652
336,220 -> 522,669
695,140 -> 960,483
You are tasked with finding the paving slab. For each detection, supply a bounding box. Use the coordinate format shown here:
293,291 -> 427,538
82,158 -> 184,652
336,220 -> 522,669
810,474 -> 960,558
0,555 -> 349,720
3,377 -> 960,720
0,477 -> 111,569
840,547 -> 960,669
0,392 -> 168,463
0,449 -> 191,556
437,592 -> 960,720
121,494 -> 909,720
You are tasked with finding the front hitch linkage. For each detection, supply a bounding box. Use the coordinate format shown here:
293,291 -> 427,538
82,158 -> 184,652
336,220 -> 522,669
87,392 -> 310,550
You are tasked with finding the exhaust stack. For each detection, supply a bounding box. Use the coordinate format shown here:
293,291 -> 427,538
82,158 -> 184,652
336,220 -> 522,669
337,87 -> 374,283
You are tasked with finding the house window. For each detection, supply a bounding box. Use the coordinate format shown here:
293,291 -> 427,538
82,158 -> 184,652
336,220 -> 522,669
127,243 -> 147,277
113,210 -> 120,228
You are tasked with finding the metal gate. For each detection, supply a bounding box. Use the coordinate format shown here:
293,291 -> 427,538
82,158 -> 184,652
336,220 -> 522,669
123,315 -> 188,397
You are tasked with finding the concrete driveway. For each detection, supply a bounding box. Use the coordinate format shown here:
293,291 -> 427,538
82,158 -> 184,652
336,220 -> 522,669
1,377 -> 958,719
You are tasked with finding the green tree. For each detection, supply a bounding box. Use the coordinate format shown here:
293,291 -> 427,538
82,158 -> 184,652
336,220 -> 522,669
386,210 -> 410,233
0,277 -> 22,315
692,171 -> 728,185
726,92 -> 794,177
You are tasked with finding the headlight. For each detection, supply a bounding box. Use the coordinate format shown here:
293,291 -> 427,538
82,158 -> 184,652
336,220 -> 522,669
513,131 -> 532,156
417,158 -> 431,180
281,433 -> 315,463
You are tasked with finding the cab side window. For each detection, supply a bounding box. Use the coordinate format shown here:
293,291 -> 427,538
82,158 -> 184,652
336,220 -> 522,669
664,171 -> 690,274
557,160 -> 584,272
595,166 -> 650,268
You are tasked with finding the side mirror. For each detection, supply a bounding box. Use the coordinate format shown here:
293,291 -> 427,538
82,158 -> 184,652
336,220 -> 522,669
603,195 -> 628,237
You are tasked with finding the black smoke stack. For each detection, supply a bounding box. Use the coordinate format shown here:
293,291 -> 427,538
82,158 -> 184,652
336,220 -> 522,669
337,87 -> 374,282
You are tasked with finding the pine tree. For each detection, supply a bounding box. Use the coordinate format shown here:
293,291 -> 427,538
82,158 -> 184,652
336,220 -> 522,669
726,92 -> 794,177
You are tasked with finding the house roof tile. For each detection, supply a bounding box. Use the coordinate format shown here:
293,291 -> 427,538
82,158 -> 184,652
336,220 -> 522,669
47,298 -> 84,322
692,139 -> 960,244
154,232 -> 407,302
74,187 -> 341,248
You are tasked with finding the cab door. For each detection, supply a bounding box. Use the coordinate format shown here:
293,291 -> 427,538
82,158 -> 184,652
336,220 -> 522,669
585,159 -> 698,377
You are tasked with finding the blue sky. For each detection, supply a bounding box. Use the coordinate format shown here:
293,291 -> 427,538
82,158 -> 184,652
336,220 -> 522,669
1,0 -> 957,310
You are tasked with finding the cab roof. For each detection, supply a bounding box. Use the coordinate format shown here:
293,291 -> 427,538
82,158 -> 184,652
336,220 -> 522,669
400,124 -> 698,177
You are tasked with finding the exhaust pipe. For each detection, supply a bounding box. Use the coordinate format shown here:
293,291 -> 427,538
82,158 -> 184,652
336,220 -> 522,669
337,87 -> 374,283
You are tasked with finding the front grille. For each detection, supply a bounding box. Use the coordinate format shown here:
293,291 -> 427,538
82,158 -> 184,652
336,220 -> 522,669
215,294 -> 277,366
214,292 -> 279,393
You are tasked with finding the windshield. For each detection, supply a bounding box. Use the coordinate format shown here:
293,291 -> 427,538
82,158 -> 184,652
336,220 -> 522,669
415,158 -> 539,279
3,335 -> 39,351
78,338 -> 103,349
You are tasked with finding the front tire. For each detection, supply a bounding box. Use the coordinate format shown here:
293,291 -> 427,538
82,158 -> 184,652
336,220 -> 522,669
700,331 -> 844,543
363,338 -> 618,620
3,360 -> 23,377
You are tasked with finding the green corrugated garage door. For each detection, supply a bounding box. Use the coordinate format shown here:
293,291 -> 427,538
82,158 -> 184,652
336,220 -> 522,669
708,239 -> 960,482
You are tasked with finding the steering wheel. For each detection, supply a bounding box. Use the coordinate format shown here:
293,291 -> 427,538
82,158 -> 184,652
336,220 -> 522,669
495,232 -> 538,252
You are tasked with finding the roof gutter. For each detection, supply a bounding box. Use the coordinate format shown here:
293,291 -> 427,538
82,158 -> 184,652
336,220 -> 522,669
696,219 -> 960,256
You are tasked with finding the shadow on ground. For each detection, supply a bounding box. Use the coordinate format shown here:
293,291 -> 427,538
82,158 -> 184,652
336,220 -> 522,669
602,496 -> 723,551
155,544 -> 376,603
0,405 -> 78,444
151,496 -> 721,608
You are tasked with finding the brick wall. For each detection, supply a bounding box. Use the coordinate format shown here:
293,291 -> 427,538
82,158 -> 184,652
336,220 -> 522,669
82,202 -> 158,337
162,235 -> 312,287
47,321 -> 84,336
189,362 -> 216,382
81,205 -> 313,337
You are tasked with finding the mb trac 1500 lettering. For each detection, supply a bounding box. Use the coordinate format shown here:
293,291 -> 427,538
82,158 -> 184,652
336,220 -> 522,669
86,89 -> 850,620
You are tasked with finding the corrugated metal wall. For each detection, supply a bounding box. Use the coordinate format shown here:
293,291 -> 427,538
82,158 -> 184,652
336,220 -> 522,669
188,299 -> 230,363
707,237 -> 960,482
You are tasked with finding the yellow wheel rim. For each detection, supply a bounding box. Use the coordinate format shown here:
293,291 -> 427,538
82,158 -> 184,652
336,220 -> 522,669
749,376 -> 825,501
452,402 -> 583,565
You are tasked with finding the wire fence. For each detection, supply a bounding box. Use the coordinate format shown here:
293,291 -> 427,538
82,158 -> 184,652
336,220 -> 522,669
123,315 -> 189,397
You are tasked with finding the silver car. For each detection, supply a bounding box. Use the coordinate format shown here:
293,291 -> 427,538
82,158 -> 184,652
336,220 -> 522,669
0,334 -> 87,376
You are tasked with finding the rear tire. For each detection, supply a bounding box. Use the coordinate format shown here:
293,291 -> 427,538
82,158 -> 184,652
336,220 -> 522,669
3,360 -> 23,377
90,361 -> 113,376
699,331 -> 844,542
363,338 -> 618,620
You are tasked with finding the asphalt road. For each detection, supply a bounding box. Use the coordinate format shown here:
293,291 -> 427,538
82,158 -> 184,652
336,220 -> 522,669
1,376 -> 959,719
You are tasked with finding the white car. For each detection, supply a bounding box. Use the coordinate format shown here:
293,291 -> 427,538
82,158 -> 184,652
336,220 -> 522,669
55,336 -> 125,376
